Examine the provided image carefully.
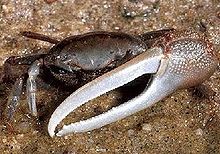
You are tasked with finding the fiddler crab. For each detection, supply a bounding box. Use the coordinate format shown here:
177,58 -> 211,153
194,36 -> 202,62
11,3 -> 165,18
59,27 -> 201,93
1,28 -> 218,137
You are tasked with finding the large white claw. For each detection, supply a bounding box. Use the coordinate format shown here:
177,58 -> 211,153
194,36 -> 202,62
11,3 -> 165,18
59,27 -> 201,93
48,47 -> 166,137
48,30 -> 218,137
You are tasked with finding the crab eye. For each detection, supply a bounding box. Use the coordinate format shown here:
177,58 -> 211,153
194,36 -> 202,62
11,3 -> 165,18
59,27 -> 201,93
48,65 -> 70,74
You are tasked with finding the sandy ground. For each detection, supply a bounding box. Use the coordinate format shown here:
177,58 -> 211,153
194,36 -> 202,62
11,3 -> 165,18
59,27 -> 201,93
0,0 -> 220,153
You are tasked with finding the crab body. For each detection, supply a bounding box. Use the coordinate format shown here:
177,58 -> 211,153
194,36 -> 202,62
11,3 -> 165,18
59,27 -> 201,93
42,31 -> 147,86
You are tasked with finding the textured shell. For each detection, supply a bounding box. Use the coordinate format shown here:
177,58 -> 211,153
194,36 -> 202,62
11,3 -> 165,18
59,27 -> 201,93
157,30 -> 218,89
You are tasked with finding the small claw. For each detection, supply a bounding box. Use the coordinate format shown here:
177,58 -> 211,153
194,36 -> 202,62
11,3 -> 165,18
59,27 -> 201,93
48,47 -> 164,137
26,60 -> 41,116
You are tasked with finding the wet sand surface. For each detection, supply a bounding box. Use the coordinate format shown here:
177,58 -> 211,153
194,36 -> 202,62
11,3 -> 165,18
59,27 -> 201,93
0,0 -> 220,153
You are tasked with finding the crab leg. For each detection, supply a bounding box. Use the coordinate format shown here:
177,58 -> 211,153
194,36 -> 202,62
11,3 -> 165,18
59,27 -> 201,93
6,77 -> 24,120
21,31 -> 59,44
26,60 -> 41,116
48,47 -> 167,137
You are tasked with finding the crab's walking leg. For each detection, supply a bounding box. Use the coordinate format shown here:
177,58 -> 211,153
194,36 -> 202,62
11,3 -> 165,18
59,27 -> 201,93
6,77 -> 24,120
26,60 -> 41,116
48,47 -> 165,137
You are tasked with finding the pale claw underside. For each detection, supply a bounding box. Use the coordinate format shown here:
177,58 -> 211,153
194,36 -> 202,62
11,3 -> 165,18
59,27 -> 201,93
48,47 -> 166,137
